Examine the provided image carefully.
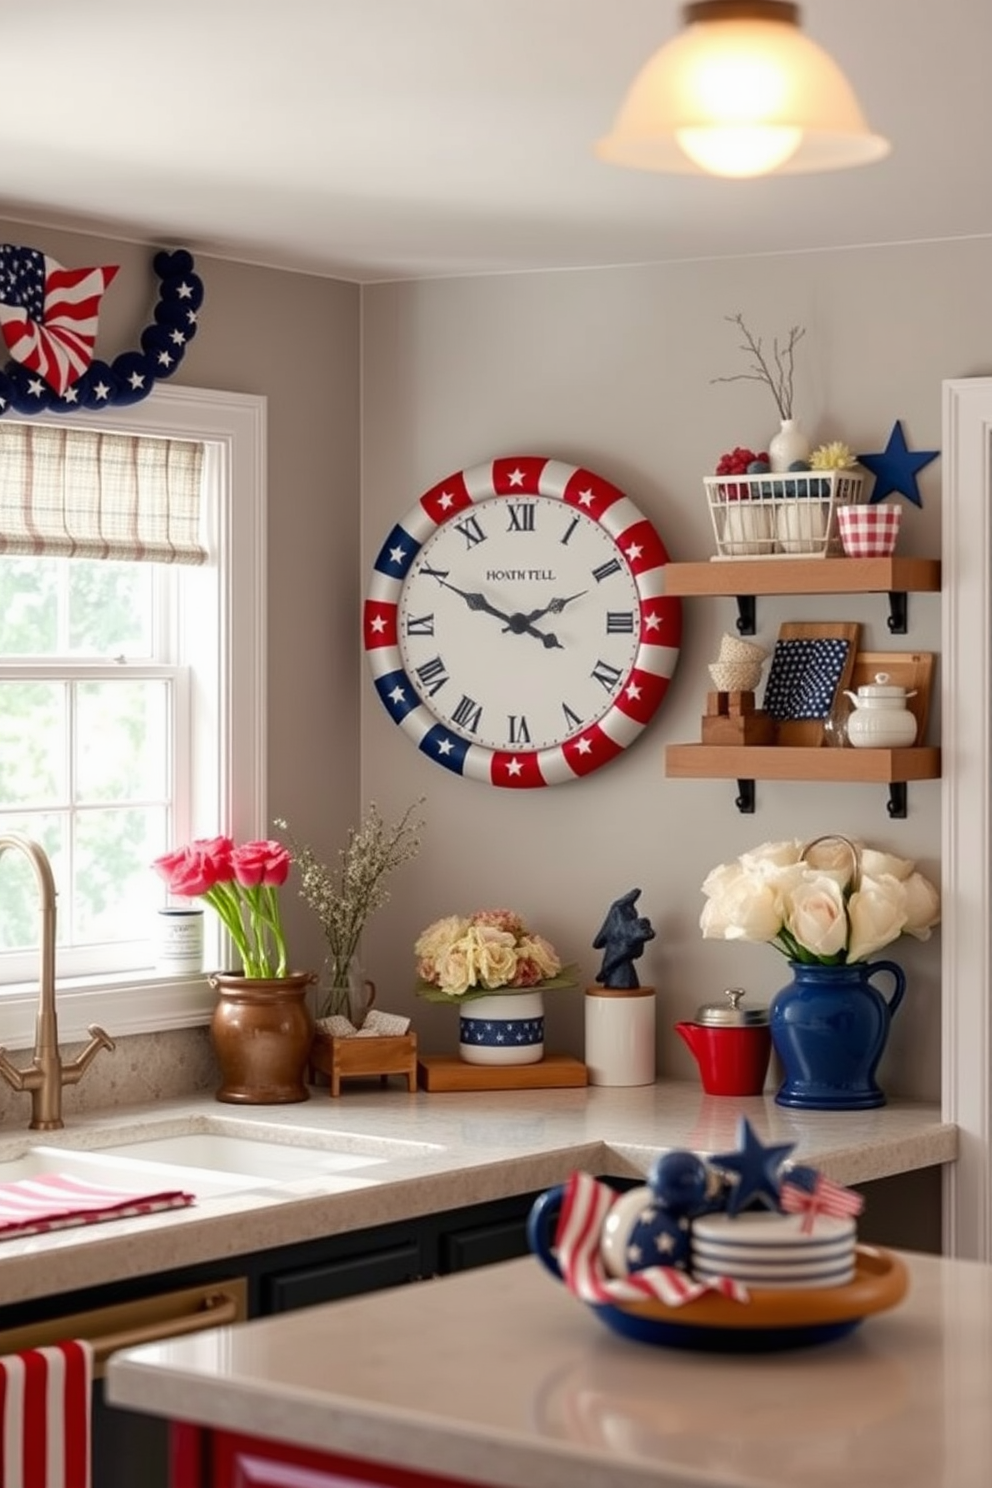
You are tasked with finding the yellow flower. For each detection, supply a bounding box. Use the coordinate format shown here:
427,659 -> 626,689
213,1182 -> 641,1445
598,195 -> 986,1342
810,441 -> 856,470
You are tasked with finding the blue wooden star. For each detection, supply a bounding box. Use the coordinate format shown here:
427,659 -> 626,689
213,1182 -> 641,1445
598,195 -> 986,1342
858,420 -> 939,507
710,1116 -> 795,1216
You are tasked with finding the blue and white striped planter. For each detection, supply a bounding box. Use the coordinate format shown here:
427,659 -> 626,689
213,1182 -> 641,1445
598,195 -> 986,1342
458,991 -> 545,1066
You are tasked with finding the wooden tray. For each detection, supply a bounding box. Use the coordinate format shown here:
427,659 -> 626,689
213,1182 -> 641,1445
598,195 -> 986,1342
850,650 -> 935,744
417,1053 -> 587,1092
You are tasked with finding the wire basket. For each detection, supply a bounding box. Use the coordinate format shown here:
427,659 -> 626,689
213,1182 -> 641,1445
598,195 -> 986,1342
704,470 -> 866,560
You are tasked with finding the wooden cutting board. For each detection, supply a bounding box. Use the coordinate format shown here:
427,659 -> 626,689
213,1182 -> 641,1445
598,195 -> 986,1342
416,1053 -> 587,1091
850,651 -> 935,744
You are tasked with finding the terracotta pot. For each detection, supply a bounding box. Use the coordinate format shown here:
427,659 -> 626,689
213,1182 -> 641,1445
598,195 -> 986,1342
208,970 -> 316,1104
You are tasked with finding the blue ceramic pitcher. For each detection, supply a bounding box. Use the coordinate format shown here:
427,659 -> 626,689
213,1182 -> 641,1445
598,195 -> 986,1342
769,960 -> 906,1111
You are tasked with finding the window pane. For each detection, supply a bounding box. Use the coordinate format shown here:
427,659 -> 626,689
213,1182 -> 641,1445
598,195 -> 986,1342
0,557 -> 58,653
0,681 -> 65,803
0,815 -> 66,950
74,807 -> 167,943
76,680 -> 170,802
69,560 -> 153,656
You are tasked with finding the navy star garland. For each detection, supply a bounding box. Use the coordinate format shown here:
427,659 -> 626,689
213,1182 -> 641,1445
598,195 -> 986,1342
858,420 -> 939,508
0,248 -> 203,418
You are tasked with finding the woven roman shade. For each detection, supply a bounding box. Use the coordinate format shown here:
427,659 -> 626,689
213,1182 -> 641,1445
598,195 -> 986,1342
0,422 -> 206,564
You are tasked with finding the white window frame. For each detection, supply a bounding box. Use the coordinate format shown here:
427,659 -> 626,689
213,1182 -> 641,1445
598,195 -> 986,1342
0,385 -> 266,1050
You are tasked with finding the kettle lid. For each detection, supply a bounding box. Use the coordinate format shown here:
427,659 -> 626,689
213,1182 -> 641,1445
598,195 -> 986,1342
694,987 -> 769,1027
856,671 -> 912,699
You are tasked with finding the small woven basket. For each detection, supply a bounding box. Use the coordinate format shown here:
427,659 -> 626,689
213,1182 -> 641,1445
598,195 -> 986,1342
718,633 -> 769,665
709,660 -> 764,692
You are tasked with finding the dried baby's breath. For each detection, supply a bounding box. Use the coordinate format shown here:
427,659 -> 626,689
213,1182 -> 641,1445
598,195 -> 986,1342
276,800 -> 424,1014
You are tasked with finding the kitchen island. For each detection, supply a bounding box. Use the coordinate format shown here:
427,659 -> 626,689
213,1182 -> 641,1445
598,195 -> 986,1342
106,1245 -> 991,1488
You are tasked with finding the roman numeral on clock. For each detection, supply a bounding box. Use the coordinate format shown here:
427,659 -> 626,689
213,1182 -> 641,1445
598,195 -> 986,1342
414,656 -> 449,696
405,613 -> 435,636
451,695 -> 483,733
561,702 -> 583,732
454,514 -> 487,549
591,658 -> 623,692
591,557 -> 623,583
507,504 -> 535,533
508,715 -> 531,744
606,611 -> 636,633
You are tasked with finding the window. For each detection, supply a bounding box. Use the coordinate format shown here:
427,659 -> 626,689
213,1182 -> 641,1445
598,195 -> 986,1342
0,386 -> 266,1049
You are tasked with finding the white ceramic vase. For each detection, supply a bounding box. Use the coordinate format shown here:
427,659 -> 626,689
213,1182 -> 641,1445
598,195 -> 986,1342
769,418 -> 811,473
458,991 -> 544,1065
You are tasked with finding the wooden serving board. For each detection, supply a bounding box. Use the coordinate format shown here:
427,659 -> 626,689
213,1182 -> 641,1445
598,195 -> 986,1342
850,651 -> 935,744
417,1053 -> 587,1092
767,621 -> 861,747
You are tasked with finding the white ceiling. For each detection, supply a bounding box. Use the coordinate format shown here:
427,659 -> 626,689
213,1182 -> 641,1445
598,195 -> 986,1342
0,0 -> 987,284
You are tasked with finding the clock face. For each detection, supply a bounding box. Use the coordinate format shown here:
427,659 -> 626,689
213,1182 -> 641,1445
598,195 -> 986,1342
364,456 -> 682,787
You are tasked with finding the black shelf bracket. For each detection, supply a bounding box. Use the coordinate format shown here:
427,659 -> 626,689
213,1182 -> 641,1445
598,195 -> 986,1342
735,779 -> 756,814
735,595 -> 757,635
887,782 -> 908,819
887,591 -> 908,634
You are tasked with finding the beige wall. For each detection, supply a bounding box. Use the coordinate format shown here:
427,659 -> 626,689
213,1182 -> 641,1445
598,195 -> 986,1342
361,238 -> 992,1101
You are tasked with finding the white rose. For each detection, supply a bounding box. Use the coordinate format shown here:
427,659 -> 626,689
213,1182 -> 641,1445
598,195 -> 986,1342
739,840 -> 804,872
846,876 -> 908,962
860,846 -> 915,883
700,870 -> 784,944
901,871 -> 940,939
470,925 -> 518,988
802,837 -> 860,890
435,943 -> 474,995
785,874 -> 848,958
701,860 -> 747,899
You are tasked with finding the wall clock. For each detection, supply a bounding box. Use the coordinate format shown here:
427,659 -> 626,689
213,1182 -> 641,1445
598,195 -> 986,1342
364,456 -> 682,788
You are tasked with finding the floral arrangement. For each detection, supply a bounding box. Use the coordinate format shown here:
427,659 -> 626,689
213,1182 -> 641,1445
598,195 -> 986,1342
415,909 -> 578,1005
277,801 -> 423,1017
711,312 -> 806,421
153,836 -> 291,979
810,441 -> 856,470
700,836 -> 940,966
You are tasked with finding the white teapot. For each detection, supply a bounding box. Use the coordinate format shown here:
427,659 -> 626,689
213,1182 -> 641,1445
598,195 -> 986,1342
842,672 -> 918,748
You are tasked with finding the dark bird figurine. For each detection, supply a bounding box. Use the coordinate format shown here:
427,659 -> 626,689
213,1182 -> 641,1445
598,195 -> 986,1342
593,888 -> 655,989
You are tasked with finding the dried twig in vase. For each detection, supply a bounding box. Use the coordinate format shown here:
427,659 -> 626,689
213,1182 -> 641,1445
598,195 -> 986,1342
711,312 -> 806,421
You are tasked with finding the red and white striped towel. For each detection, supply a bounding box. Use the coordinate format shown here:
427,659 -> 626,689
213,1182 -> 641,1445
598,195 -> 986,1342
555,1171 -> 750,1307
0,1339 -> 92,1488
0,1174 -> 193,1241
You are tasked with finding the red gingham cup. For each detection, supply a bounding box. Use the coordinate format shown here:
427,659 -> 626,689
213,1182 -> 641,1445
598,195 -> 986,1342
837,504 -> 902,558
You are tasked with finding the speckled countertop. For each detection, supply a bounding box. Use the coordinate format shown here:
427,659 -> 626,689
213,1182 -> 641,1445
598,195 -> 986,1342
107,1248 -> 992,1488
0,1081 -> 955,1306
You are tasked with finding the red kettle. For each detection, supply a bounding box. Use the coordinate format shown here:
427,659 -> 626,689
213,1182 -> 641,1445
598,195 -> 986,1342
675,988 -> 771,1096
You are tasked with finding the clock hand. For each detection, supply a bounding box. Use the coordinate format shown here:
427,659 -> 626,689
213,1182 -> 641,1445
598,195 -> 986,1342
503,591 -> 588,632
426,570 -> 564,648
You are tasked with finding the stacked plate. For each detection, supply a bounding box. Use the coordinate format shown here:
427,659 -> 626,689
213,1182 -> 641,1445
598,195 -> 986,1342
692,1211 -> 857,1290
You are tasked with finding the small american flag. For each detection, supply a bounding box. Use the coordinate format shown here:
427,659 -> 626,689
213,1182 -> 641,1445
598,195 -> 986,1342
0,244 -> 118,397
779,1165 -> 865,1234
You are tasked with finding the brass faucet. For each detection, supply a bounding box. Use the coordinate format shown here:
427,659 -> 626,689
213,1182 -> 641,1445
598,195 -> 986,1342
0,833 -> 115,1130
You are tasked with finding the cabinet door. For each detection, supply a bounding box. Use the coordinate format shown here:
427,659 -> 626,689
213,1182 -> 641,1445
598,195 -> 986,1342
211,1431 -> 484,1488
263,1239 -> 423,1312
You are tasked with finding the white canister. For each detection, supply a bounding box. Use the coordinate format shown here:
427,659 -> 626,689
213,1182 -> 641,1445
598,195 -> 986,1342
155,907 -> 204,975
584,985 -> 656,1087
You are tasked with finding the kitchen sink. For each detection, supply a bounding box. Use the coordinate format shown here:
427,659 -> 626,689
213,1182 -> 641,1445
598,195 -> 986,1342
0,1118 -> 444,1199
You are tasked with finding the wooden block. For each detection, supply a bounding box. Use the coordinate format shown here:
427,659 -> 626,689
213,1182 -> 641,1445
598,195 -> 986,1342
310,1031 -> 418,1097
706,689 -> 756,717
701,710 -> 776,745
416,1053 -> 588,1092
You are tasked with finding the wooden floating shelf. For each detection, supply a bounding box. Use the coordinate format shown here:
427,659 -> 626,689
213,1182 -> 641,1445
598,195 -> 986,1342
662,556 -> 941,598
665,745 -> 941,783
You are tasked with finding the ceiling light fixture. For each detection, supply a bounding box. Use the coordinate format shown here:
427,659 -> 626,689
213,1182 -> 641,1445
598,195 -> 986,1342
595,1 -> 890,179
